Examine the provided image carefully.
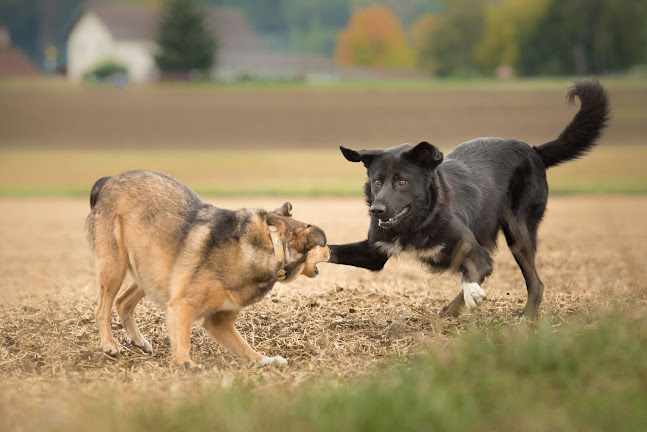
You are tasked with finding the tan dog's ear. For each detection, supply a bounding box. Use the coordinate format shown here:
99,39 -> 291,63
273,202 -> 292,217
301,225 -> 326,250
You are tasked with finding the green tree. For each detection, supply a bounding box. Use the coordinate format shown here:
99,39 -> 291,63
350,0 -> 442,26
474,0 -> 549,75
155,0 -> 216,76
518,0 -> 647,75
0,0 -> 83,68
422,0 -> 487,77
283,0 -> 350,55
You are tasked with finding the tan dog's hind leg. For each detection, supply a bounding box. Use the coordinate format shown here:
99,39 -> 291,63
202,312 -> 269,363
115,283 -> 152,354
95,259 -> 127,356
167,302 -> 197,368
93,217 -> 129,356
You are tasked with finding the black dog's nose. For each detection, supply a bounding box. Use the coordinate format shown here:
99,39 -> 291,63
370,204 -> 386,217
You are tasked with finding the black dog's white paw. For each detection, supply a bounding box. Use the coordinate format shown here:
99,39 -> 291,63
462,282 -> 486,311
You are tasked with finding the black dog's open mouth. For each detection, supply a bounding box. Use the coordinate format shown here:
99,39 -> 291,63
377,206 -> 409,229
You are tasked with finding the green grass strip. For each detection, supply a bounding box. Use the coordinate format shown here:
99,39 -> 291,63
6,309 -> 647,432
0,184 -> 362,198
1,182 -> 647,198
2,76 -> 647,93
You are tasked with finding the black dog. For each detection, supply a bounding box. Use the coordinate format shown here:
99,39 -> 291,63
329,80 -> 609,317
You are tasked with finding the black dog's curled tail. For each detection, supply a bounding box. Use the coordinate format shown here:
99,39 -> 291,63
534,79 -> 610,169
89,176 -> 111,209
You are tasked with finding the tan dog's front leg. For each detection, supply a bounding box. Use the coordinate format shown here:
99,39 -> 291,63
167,302 -> 197,368
203,312 -> 286,365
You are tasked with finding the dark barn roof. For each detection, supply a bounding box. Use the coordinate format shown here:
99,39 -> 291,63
88,4 -> 157,39
85,4 -> 266,53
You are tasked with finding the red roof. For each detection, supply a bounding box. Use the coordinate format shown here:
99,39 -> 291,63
0,47 -> 39,76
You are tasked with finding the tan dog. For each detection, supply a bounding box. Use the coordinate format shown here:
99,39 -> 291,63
85,170 -> 329,368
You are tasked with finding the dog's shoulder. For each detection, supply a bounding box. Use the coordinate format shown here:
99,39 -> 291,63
190,207 -> 267,252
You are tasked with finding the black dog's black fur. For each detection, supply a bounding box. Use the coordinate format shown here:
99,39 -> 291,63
329,79 -> 610,317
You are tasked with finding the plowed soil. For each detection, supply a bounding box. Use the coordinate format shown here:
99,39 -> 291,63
1,85 -> 645,149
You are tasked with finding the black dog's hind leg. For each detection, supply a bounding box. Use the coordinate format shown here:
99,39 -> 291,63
504,158 -> 548,317
502,210 -> 545,317
439,238 -> 493,317
329,240 -> 389,271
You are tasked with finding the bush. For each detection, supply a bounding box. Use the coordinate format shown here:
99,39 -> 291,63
83,60 -> 128,84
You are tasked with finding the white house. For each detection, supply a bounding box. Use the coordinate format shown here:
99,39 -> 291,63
67,5 -> 158,82
66,4 -> 336,83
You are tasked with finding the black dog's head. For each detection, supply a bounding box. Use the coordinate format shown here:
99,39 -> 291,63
340,142 -> 443,230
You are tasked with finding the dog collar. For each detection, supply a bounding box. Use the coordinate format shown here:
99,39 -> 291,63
268,225 -> 286,281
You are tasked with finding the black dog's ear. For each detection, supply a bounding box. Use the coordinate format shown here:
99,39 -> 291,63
404,142 -> 443,169
340,146 -> 362,162
273,202 -> 292,217
340,146 -> 382,168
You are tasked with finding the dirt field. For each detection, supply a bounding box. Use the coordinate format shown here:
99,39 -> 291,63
1,83 -> 645,149
1,195 -> 646,406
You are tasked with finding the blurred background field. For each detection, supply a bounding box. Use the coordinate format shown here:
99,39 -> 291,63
2,0 -> 647,197
1,77 -> 646,196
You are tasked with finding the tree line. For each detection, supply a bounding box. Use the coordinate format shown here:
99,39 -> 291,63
179,0 -> 647,77
338,0 -> 647,76
1,0 -> 645,77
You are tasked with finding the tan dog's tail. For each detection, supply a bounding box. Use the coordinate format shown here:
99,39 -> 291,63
90,177 -> 112,209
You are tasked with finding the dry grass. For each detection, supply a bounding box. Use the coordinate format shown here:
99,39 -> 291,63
1,146 -> 647,196
1,195 -> 646,416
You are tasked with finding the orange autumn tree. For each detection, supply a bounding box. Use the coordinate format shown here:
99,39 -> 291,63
335,4 -> 415,69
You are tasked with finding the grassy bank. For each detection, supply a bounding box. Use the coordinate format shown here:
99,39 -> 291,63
3,308 -> 646,432
2,75 -> 647,93
1,146 -> 646,197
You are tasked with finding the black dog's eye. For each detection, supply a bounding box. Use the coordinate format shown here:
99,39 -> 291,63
374,180 -> 382,186
398,179 -> 407,186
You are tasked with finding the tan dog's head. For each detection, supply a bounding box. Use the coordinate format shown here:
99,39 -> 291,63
268,202 -> 329,282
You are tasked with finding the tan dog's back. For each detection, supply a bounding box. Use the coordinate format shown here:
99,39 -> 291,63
87,171 -> 201,304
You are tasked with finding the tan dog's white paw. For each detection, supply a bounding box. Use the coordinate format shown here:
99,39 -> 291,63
179,360 -> 203,370
101,341 -> 121,357
257,356 -> 288,366
132,338 -> 153,354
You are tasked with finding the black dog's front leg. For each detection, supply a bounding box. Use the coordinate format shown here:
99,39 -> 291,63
329,240 -> 388,271
439,240 -> 493,317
